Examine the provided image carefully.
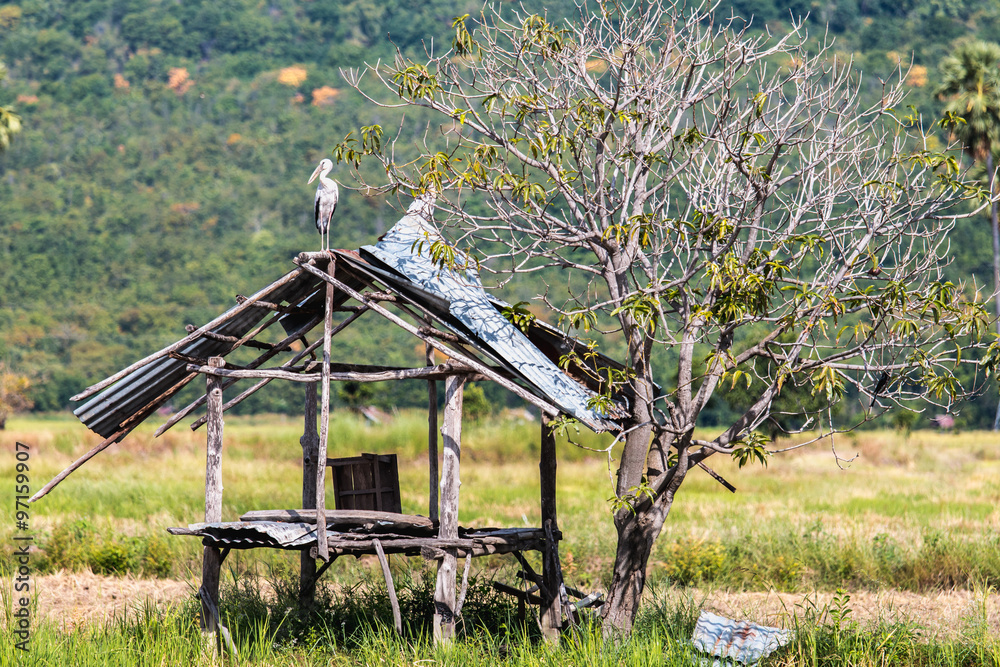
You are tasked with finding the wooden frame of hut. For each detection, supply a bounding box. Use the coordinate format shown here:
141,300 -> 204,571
33,205 -> 631,644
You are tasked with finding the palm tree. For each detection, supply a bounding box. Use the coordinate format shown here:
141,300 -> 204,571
938,41 -> 1000,429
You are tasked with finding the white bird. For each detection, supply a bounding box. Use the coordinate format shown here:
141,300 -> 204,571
308,158 -> 339,251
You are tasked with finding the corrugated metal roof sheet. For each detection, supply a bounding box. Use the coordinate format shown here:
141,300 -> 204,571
692,611 -> 792,665
175,521 -> 319,549
74,267 -> 330,438
361,199 -> 619,431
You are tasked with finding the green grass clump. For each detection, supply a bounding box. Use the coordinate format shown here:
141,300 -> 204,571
646,523 -> 1000,593
216,562 -> 538,650
36,519 -> 176,577
655,537 -> 727,586
777,588 -> 1000,666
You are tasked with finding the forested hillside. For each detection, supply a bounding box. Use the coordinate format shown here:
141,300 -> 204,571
1,0 -> 999,425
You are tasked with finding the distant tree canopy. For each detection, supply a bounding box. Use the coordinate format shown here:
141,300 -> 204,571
937,40 -> 1000,429
0,362 -> 32,428
2,0 -> 1000,429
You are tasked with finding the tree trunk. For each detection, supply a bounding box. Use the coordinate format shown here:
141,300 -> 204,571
601,496 -> 673,634
989,152 -> 1000,431
602,425 -> 692,635
600,321 -> 663,634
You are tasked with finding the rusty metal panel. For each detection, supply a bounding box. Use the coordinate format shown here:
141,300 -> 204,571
177,521 -> 319,549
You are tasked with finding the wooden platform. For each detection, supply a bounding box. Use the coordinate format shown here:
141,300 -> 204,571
168,509 -> 559,560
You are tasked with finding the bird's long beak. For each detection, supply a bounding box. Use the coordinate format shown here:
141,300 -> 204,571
308,164 -> 323,184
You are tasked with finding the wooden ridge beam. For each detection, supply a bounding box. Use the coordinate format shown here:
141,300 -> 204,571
185,361 -> 482,383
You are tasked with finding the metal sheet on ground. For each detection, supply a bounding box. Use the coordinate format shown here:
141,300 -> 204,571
691,610 -> 791,665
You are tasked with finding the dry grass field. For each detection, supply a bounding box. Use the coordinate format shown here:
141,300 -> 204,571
2,413 -> 999,664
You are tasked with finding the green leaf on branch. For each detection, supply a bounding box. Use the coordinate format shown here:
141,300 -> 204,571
409,236 -> 478,274
501,301 -> 537,333
602,213 -> 655,248
586,393 -> 617,415
731,432 -> 770,468
811,365 -> 845,403
560,308 -> 598,332
609,481 -> 657,515
611,292 -> 661,333
923,370 -> 959,400
521,15 -> 568,57
548,414 -> 580,437
334,125 -> 384,169
452,14 -> 479,57
392,62 -> 442,100
360,124 -> 383,154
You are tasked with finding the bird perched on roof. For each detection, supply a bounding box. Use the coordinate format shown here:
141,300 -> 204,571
308,158 -> 339,251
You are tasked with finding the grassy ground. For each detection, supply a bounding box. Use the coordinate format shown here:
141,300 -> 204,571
1,413 -> 999,664
2,412 -> 998,590
3,573 -> 999,666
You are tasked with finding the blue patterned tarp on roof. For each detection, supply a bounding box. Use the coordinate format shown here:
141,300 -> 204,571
362,195 -> 618,432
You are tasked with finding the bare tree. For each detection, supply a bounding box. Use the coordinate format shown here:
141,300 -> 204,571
336,0 -> 996,634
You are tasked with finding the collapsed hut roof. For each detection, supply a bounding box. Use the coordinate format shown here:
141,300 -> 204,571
69,200 -> 634,461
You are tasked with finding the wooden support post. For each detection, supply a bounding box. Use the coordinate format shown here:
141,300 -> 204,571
539,413 -> 562,641
427,343 -> 439,523
316,258 -> 335,562
434,374 -> 465,643
201,356 -> 225,637
299,382 -> 319,609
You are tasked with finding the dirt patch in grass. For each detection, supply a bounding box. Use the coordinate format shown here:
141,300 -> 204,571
31,570 -> 999,641
687,588 -> 1000,639
33,570 -> 196,631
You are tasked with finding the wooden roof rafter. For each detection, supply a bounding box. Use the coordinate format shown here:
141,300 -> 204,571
294,255 -> 566,418
174,308 -> 358,434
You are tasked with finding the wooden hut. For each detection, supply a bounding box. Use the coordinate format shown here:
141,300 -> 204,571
32,196 -> 629,643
